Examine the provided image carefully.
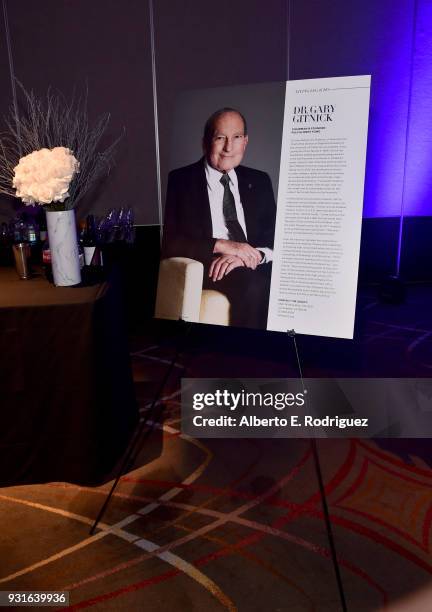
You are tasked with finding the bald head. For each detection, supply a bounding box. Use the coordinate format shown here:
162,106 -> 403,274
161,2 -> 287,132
203,108 -> 248,173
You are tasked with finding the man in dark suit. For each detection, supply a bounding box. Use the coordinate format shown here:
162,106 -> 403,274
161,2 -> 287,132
162,107 -> 276,328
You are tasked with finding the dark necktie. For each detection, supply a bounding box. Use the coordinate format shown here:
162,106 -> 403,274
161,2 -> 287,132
220,173 -> 247,242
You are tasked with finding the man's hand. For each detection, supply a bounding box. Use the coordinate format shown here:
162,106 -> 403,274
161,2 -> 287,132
213,239 -> 262,269
209,255 -> 245,282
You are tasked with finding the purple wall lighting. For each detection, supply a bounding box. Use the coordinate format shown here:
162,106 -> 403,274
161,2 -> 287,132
362,0 -> 415,219
291,0 -> 432,219
352,0 -> 432,219
404,0 -> 432,216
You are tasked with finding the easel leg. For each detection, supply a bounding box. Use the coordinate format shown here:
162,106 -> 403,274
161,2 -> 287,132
288,331 -> 347,612
89,320 -> 193,535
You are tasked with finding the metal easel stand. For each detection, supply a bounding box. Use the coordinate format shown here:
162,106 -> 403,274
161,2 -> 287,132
287,329 -> 348,612
90,319 -> 193,535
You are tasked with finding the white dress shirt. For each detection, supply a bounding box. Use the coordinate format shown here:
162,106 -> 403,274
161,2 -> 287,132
205,161 -> 273,263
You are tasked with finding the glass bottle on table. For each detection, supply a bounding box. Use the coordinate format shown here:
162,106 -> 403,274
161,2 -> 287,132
13,218 -> 27,244
78,219 -> 86,270
26,220 -> 40,264
41,237 -> 53,283
83,214 -> 102,267
0,222 -> 11,266
37,206 -> 48,243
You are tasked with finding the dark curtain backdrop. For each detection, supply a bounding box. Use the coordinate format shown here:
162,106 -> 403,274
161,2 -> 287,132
0,10 -> 14,222
1,0 -> 430,223
0,0 -> 158,225
0,0 -> 289,226
154,0 -> 289,208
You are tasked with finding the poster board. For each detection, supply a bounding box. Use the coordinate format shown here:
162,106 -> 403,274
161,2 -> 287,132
156,76 -> 371,339
267,75 -> 371,338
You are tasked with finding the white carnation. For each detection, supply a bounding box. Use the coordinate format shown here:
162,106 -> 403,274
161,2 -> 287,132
12,147 -> 80,205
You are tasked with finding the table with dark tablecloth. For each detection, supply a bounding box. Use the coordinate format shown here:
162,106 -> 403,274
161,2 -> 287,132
0,267 -> 138,485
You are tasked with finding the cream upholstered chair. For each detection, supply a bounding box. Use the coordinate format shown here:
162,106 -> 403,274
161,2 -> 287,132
155,257 -> 231,325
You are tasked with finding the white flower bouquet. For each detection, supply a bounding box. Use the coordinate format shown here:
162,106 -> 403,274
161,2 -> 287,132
0,82 -> 121,210
13,147 -> 79,205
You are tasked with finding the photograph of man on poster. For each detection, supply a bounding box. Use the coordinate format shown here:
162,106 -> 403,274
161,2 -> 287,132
161,107 -> 276,329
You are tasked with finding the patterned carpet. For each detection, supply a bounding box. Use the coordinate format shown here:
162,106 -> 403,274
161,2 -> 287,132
1,285 -> 432,611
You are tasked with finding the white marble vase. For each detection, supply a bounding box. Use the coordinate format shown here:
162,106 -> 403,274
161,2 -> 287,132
46,209 -> 81,286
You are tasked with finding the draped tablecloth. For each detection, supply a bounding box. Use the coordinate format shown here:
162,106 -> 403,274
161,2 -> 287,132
0,266 -> 138,485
